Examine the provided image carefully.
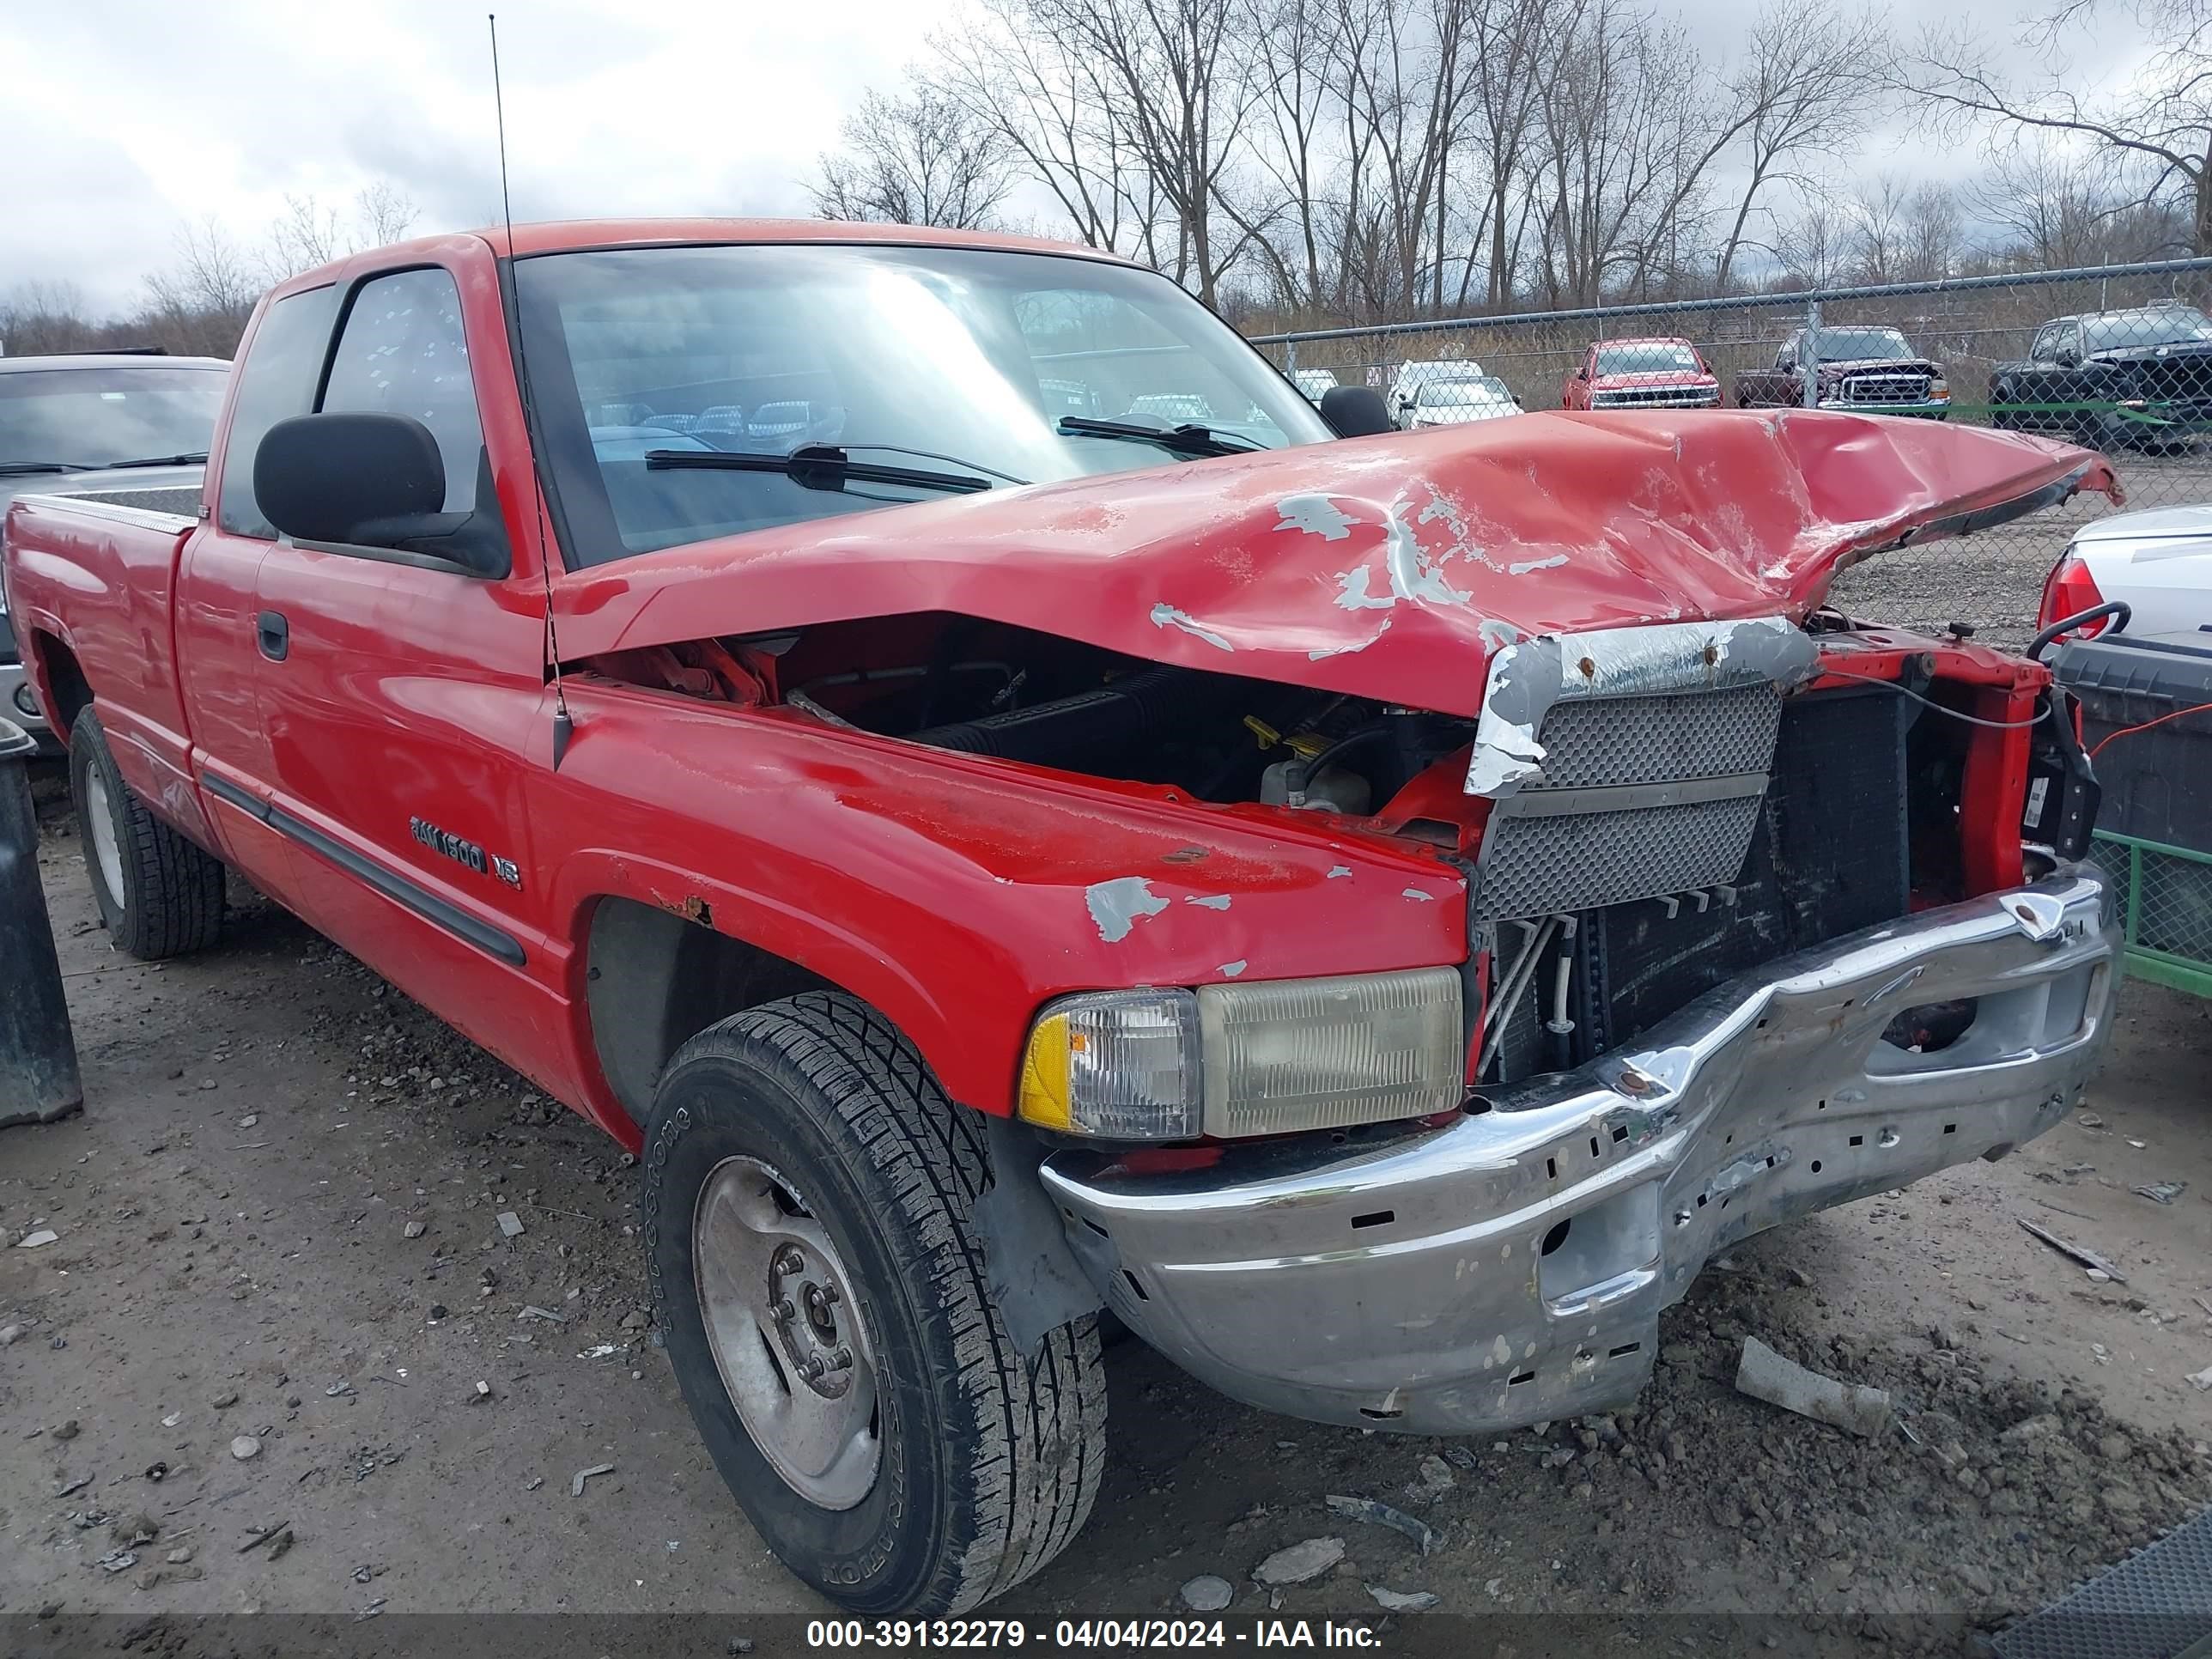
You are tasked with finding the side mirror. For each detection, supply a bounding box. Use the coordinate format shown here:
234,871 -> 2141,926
1575,366 -> 1589,380
2056,349 -> 2081,369
256,412 -> 509,577
1320,386 -> 1397,438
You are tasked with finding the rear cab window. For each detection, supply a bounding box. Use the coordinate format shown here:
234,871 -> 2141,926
217,287 -> 341,538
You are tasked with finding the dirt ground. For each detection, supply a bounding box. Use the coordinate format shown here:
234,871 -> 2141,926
3,746 -> 2209,1656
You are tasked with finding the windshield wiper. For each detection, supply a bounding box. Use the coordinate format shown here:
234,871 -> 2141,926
1054,416 -> 1261,457
0,461 -> 94,476
100,451 -> 208,469
645,444 -> 992,495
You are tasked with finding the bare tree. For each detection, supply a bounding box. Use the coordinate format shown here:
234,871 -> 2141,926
811,76 -> 1017,228
1772,191 -> 1853,289
1231,0 -> 1341,310
1032,0 -> 1257,304
0,282 -> 98,356
264,184 -> 422,279
1896,12 -> 2212,255
1711,0 -> 1889,291
143,218 -> 262,356
356,181 -> 417,246
933,0 -> 1146,253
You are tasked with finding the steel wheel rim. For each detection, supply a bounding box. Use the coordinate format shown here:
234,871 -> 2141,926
693,1155 -> 881,1510
85,769 -> 126,915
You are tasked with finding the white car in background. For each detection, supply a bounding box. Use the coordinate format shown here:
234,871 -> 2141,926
1387,357 -> 1478,418
1399,372 -> 1524,428
1289,368 -> 1339,404
2040,504 -> 2212,653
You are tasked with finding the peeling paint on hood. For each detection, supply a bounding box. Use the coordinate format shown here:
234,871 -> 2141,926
555,410 -> 2118,720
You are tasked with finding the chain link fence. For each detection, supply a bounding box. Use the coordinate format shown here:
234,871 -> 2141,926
1251,257 -> 2212,649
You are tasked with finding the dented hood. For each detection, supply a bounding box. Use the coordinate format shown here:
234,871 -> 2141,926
555,409 -> 2116,720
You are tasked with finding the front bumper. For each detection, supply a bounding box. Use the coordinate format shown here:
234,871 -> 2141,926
1042,870 -> 2117,1434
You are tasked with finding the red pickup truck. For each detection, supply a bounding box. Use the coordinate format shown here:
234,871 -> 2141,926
3,220 -> 2124,1616
1559,336 -> 1720,409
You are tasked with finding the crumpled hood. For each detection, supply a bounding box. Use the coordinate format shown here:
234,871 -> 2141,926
556,409 -> 2116,721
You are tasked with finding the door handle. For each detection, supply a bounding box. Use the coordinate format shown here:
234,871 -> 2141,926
257,611 -> 289,661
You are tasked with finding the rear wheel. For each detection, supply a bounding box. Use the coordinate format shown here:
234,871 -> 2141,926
644,991 -> 1105,1614
68,708 -> 225,959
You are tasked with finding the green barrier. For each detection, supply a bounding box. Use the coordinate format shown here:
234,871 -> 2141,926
2093,829 -> 2212,1000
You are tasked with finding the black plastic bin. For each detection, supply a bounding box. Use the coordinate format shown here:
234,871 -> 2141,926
0,712 -> 82,1126
2051,633 -> 2212,997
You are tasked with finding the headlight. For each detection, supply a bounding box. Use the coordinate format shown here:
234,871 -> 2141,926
1929,378 -> 1949,400
1018,968 -> 1463,1139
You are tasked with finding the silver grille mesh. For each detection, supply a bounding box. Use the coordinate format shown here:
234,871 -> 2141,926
1477,685 -> 1784,923
1533,684 -> 1781,787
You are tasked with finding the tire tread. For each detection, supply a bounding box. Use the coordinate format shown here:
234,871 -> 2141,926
70,710 -> 224,959
655,991 -> 1103,1613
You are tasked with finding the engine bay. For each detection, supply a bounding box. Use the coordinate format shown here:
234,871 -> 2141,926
753,612 -> 1483,827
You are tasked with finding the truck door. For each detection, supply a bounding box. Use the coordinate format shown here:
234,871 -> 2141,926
179,283 -> 340,901
246,258 -> 565,1083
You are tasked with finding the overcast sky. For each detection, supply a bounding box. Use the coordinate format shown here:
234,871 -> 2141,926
0,0 -> 2161,316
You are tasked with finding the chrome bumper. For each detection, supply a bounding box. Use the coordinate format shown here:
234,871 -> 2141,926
1042,870 -> 2117,1434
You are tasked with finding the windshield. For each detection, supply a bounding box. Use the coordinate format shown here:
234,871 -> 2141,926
1595,342 -> 1700,375
1811,329 -> 1913,362
0,366 -> 227,469
514,244 -> 1332,562
2082,307 -> 2212,351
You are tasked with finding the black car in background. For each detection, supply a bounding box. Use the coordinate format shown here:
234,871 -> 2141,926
1990,302 -> 2212,452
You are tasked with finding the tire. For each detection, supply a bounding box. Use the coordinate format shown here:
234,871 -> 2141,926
644,992 -> 1105,1615
68,708 -> 225,959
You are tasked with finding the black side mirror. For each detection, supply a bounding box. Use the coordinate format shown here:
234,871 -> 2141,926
1320,386 -> 1395,437
256,412 -> 510,577
2056,349 -> 2081,368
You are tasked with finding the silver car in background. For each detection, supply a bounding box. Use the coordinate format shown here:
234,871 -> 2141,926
0,353 -> 228,749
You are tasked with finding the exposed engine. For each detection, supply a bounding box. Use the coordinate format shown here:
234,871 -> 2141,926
757,613 -> 1479,817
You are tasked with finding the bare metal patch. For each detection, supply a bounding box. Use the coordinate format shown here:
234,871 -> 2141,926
1149,602 -> 1234,651
1274,495 -> 1360,541
1085,876 -> 1170,943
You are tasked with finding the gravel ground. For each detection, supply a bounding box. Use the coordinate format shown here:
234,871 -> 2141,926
3,537 -> 2209,1659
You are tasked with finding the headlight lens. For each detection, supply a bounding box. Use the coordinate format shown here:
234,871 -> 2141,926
1929,377 -> 1949,401
1018,990 -> 1202,1139
1018,968 -> 1462,1139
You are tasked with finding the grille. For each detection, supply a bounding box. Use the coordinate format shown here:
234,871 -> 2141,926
1590,386 -> 1719,408
1481,795 -> 1765,923
1490,688 -> 1910,1077
1475,684 -> 1783,923
1534,684 -> 1778,787
1838,372 -> 1930,405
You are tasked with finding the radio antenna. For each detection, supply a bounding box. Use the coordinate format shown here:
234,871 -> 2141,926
489,12 -> 574,770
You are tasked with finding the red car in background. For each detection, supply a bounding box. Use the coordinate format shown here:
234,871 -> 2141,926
1562,336 -> 1721,410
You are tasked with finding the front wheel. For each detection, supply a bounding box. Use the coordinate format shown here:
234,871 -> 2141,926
644,992 -> 1105,1614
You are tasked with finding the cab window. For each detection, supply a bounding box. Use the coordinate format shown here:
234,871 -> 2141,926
319,267 -> 485,514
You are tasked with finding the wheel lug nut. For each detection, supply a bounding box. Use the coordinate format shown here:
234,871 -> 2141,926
775,1246 -> 804,1275
822,1284 -> 841,1305
773,1298 -> 794,1322
829,1345 -> 853,1371
804,1354 -> 827,1380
